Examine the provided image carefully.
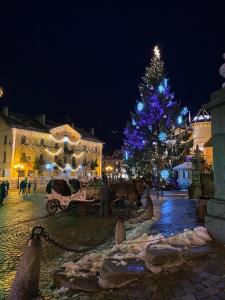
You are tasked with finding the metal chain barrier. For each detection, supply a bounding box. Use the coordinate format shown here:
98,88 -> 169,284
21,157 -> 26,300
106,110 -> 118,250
31,217 -> 117,254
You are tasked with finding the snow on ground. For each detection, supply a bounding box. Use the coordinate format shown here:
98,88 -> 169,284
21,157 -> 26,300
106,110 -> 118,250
61,224 -> 212,279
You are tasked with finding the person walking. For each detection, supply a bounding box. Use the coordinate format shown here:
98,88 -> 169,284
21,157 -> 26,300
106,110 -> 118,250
19,180 -> 26,195
33,178 -> 37,193
0,181 -> 6,206
27,181 -> 32,194
5,180 -> 9,196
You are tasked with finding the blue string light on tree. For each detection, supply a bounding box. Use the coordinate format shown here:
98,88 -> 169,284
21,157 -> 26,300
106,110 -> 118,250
132,118 -> 137,126
164,78 -> 168,88
160,169 -> 169,180
181,107 -> 188,116
158,132 -> 167,142
137,101 -> 144,112
158,84 -> 165,93
125,151 -> 129,160
177,115 -> 183,125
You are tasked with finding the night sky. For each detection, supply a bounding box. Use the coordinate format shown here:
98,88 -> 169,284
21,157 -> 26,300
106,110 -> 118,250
0,2 -> 225,151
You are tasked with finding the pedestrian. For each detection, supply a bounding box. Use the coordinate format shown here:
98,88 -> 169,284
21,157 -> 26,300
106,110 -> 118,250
27,181 -> 32,194
19,180 -> 26,195
33,178 -> 37,193
99,178 -> 111,217
5,180 -> 9,196
0,181 -> 6,206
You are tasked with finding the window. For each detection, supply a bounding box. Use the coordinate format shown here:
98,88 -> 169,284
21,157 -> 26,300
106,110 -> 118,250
2,170 -> 5,177
54,155 -> 58,163
83,145 -> 86,151
40,138 -> 45,146
64,156 -> 67,164
4,135 -> 7,145
55,143 -> 59,149
183,171 -> 185,179
64,142 -> 68,151
3,152 -> 6,163
40,154 -> 44,160
21,153 -> 26,161
21,135 -> 26,144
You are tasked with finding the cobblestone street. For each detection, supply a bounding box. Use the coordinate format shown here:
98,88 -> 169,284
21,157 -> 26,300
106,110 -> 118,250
0,191 -> 115,299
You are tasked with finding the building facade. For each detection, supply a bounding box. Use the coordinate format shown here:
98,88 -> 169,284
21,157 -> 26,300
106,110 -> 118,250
192,108 -> 213,166
0,108 -> 103,179
102,150 -> 128,180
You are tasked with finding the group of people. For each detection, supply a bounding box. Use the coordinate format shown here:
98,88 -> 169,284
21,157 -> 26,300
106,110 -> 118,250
19,178 -> 37,195
0,180 -> 9,206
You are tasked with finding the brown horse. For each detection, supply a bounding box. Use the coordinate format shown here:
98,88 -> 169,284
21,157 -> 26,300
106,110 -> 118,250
109,179 -> 145,206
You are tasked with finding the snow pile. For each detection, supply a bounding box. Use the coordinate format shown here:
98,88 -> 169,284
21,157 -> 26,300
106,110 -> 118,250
61,226 -> 212,279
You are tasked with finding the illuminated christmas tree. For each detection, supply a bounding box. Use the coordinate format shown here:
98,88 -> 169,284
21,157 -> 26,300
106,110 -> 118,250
124,46 -> 192,184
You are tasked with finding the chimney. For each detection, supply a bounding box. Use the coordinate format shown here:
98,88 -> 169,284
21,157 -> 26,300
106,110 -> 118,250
3,106 -> 8,117
90,128 -> 95,136
37,114 -> 46,126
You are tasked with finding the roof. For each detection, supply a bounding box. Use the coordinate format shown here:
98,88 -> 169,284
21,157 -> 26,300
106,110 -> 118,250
173,161 -> 192,170
74,127 -> 104,144
192,108 -> 211,123
1,112 -> 49,133
1,110 -> 104,143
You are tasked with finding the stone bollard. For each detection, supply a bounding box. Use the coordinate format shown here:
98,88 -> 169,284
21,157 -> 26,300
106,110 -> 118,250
115,216 -> 126,244
8,238 -> 42,300
146,192 -> 153,219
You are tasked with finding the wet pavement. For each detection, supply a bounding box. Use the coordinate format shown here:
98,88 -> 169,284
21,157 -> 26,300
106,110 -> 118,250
150,198 -> 202,237
0,190 -> 204,299
0,191 -> 115,299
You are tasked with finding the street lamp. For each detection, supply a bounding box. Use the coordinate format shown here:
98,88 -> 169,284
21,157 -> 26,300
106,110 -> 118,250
105,165 -> 113,179
14,163 -> 24,188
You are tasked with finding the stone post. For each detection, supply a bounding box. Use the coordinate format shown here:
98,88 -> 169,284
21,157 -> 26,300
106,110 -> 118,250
190,145 -> 205,199
8,238 -> 42,299
205,87 -> 225,242
115,216 -> 126,244
146,192 -> 153,219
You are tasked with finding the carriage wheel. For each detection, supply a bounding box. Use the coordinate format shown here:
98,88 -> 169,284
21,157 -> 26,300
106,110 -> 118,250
46,200 -> 58,216
68,202 -> 79,216
77,203 -> 88,216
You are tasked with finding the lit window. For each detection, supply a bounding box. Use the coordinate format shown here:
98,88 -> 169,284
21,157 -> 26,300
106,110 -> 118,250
21,135 -> 26,144
3,152 -> 6,163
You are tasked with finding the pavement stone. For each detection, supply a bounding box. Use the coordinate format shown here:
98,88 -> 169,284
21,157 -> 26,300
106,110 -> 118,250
181,294 -> 197,300
194,290 -> 209,300
205,286 -> 219,295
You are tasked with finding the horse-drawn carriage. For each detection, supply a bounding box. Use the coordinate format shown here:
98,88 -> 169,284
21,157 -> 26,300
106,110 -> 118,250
45,178 -> 102,216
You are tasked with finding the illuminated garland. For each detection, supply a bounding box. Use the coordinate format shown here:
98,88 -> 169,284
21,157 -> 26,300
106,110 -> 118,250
49,162 -> 82,173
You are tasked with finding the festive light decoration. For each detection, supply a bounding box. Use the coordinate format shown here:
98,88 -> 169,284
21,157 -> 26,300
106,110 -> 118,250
125,151 -> 129,160
63,136 -> 70,143
160,169 -> 169,180
137,101 -> 144,112
0,87 -> 4,98
45,163 -> 52,170
132,119 -> 137,126
45,148 -> 63,156
153,45 -> 160,59
181,107 -> 188,116
72,152 -> 85,159
158,84 -> 165,93
164,78 -> 168,88
158,132 -> 167,142
177,115 -> 183,125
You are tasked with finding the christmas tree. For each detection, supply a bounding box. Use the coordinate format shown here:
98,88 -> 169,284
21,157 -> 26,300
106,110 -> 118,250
124,46 -> 192,184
